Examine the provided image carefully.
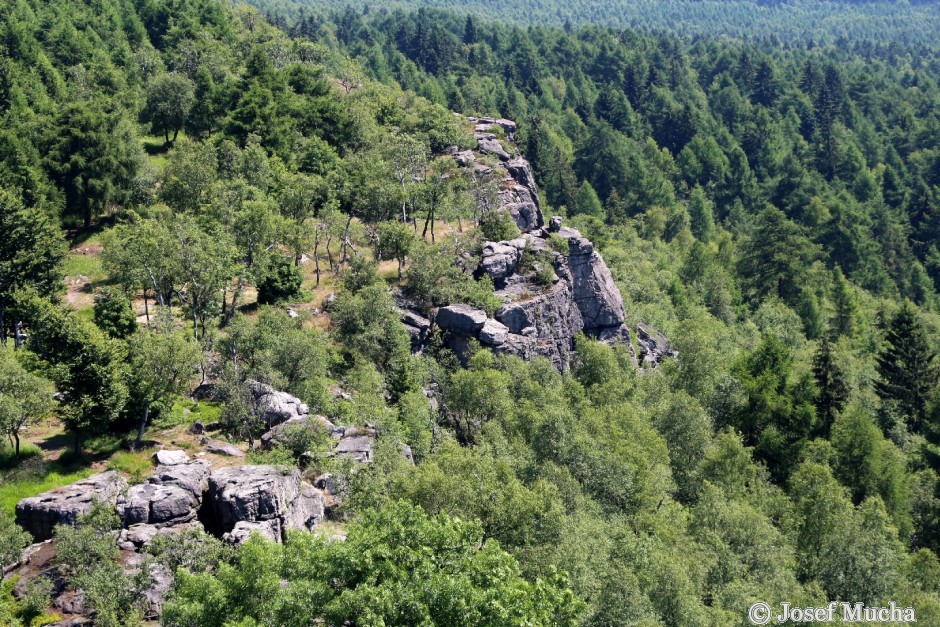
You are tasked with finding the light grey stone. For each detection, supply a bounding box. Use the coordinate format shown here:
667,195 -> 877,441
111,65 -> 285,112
15,472 -> 127,541
153,450 -> 189,466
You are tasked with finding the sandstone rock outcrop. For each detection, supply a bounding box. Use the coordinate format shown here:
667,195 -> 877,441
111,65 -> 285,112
16,472 -> 127,541
248,380 -> 310,428
204,465 -> 325,541
413,116 -> 676,370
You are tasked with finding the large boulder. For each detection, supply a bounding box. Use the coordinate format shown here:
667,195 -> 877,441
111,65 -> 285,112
149,460 -> 211,497
334,435 -> 374,463
560,227 -> 626,332
437,304 -> 487,335
477,137 -> 510,161
117,483 -> 199,528
153,450 -> 189,466
247,380 -> 310,428
15,472 -> 127,541
204,466 -> 324,540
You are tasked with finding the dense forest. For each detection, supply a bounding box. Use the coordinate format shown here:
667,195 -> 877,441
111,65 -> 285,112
255,0 -> 940,46
3,0 -> 940,625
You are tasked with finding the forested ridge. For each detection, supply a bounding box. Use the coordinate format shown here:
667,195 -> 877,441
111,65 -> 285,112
255,0 -> 940,47
2,0 -> 940,625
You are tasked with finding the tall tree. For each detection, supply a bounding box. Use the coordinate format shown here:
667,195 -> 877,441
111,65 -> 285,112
812,335 -> 848,437
0,188 -> 65,343
0,346 -> 55,456
45,101 -> 139,228
875,303 -> 938,431
142,72 -> 195,143
21,295 -> 128,454
127,311 -> 200,448
737,207 -> 820,305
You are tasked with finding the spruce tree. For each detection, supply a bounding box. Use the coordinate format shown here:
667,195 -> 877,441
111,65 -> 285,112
812,335 -> 848,437
875,303 -> 938,431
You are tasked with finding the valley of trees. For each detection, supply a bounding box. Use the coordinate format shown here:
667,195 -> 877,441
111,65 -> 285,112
3,0 -> 940,625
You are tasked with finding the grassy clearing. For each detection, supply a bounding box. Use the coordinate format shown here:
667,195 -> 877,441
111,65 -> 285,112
62,252 -> 105,282
154,398 -> 223,430
106,448 -> 158,483
0,449 -> 94,516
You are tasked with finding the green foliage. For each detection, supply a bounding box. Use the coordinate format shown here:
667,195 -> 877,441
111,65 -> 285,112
143,73 -> 195,143
220,308 -> 331,409
406,241 -> 501,314
876,302 -> 939,431
162,500 -> 584,627
146,527 -> 234,575
0,508 -> 29,567
257,255 -> 304,304
54,504 -> 145,626
0,347 -> 55,458
479,209 -> 521,241
20,295 -> 128,453
93,288 -> 138,339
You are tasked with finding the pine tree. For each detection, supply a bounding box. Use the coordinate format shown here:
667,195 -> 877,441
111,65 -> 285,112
813,335 -> 848,437
688,185 -> 715,243
875,302 -> 939,431
463,15 -> 477,45
830,266 -> 858,337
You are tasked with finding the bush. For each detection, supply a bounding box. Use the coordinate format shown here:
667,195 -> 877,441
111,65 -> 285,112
146,528 -> 232,574
257,255 -> 303,304
0,509 -> 29,567
480,209 -> 521,242
54,505 -> 145,627
93,289 -> 137,339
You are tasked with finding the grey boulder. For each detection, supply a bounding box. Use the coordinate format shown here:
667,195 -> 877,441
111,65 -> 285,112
15,472 -> 127,541
205,465 -> 324,540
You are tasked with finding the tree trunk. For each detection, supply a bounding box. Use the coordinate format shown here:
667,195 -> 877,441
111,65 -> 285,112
340,215 -> 353,265
14,432 -> 20,457
74,431 -> 84,456
13,321 -> 23,348
134,403 -> 151,451
143,291 -> 150,324
172,128 -> 179,142
313,234 -> 321,286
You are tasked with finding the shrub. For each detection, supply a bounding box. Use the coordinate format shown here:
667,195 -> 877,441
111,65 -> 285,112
480,209 -> 521,242
257,256 -> 303,304
93,289 -> 137,339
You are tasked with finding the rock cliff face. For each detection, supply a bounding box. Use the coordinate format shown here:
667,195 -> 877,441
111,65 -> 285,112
402,117 -> 675,370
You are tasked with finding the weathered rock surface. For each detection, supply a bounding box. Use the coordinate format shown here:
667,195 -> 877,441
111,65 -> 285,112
16,472 -> 127,541
153,449 -> 189,466
117,483 -> 199,527
636,323 -> 679,366
437,304 -> 487,336
204,439 -> 245,457
248,380 -> 310,428
149,460 -> 212,498
424,116 -> 674,370
334,435 -> 374,463
204,466 -> 324,540
223,519 -> 281,545
477,137 -> 510,161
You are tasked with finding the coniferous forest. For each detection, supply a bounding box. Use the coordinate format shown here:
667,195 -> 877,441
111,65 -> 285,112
3,0 -> 940,625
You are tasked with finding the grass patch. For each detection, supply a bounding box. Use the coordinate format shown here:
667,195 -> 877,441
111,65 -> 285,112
62,253 -> 104,280
154,398 -> 223,430
106,449 -> 157,484
0,443 -> 42,471
0,457 -> 94,516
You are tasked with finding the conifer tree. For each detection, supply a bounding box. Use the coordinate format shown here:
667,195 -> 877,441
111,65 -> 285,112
813,335 -> 848,437
875,303 -> 939,431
